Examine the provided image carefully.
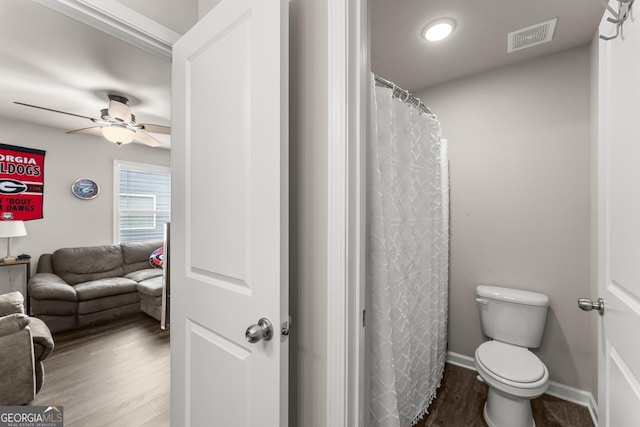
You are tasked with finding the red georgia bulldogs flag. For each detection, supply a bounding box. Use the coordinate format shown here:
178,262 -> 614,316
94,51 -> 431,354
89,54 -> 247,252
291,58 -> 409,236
0,144 -> 45,221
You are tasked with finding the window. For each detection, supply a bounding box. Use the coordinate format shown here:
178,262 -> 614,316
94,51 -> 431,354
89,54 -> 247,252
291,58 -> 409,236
115,160 -> 170,243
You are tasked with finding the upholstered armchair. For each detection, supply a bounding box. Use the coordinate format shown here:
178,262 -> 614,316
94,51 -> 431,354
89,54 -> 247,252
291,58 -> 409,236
0,291 -> 54,405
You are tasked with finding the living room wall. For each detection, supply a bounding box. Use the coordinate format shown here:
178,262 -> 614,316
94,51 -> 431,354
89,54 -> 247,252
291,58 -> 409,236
0,117 -> 170,296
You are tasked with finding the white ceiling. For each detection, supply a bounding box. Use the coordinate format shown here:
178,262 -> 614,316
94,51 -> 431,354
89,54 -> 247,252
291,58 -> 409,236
0,0 -> 606,148
0,0 -> 172,148
371,0 -> 606,91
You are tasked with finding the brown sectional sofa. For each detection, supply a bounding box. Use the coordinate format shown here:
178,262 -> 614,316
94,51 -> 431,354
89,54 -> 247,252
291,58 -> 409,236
28,240 -> 164,334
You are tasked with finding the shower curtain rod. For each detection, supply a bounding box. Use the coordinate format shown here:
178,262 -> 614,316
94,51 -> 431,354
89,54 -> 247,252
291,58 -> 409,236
374,74 -> 435,117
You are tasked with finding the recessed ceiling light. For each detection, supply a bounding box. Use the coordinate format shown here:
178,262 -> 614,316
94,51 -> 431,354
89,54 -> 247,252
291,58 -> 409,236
422,18 -> 456,42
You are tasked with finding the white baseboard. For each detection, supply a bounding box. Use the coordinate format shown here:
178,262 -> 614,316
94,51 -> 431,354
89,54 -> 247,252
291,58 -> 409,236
445,351 -> 598,427
446,351 -> 476,371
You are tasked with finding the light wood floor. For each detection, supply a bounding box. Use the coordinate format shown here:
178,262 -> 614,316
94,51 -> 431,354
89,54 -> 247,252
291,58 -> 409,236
30,315 -> 592,427
31,313 -> 170,427
417,363 -> 594,427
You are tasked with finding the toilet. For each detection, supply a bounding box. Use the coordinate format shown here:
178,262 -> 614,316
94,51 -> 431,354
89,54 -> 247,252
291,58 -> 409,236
474,285 -> 550,427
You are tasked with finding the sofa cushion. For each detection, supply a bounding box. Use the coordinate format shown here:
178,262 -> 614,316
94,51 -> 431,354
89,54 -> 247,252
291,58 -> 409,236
137,276 -> 163,297
125,268 -> 163,283
52,244 -> 124,285
29,273 -> 78,302
0,291 -> 25,316
121,240 -> 163,274
74,277 -> 138,301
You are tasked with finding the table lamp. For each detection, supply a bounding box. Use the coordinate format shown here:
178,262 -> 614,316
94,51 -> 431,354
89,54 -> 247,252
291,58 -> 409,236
0,220 -> 27,258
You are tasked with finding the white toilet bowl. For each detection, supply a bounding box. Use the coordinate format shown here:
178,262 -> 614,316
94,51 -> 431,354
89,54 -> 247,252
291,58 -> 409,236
475,340 -> 549,427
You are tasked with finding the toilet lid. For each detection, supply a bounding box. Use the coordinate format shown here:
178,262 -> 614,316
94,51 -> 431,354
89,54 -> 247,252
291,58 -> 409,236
476,341 -> 546,383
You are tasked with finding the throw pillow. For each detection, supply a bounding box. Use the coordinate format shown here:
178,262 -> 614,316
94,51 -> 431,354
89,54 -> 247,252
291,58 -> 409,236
149,247 -> 164,269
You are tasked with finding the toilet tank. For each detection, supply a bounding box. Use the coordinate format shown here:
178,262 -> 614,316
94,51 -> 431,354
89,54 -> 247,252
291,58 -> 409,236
476,285 -> 549,348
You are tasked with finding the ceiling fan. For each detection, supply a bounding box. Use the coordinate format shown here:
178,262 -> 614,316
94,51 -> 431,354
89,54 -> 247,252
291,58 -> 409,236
14,95 -> 170,147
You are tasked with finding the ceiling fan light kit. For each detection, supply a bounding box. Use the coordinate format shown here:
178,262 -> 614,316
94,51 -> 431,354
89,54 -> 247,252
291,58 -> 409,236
101,126 -> 135,145
13,94 -> 170,148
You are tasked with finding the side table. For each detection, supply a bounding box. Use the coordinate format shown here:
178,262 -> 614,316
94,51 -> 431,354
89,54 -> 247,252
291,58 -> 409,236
0,259 -> 31,313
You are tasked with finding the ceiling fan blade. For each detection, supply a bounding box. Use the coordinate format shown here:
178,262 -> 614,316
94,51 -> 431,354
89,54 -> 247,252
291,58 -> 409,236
66,127 -> 103,135
108,98 -> 132,123
139,123 -> 171,135
14,102 -> 96,121
134,130 -> 162,147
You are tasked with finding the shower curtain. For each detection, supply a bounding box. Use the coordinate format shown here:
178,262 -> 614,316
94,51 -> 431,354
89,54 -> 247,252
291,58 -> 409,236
368,79 -> 450,427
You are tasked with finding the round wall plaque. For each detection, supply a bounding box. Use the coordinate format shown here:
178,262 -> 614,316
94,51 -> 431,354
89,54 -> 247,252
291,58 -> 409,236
71,178 -> 100,200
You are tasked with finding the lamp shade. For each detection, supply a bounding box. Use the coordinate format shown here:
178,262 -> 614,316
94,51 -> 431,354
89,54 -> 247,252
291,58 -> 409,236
101,126 -> 135,145
0,220 -> 27,238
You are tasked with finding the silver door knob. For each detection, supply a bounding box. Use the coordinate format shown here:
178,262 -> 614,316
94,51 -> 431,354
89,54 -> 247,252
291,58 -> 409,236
245,318 -> 273,343
578,297 -> 605,315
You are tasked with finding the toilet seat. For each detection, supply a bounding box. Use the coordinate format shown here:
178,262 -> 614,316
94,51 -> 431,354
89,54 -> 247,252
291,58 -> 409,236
475,341 -> 549,399
476,341 -> 545,383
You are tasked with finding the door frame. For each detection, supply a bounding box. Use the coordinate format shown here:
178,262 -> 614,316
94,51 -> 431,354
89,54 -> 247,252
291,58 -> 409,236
326,0 -> 368,426
45,1 -> 368,426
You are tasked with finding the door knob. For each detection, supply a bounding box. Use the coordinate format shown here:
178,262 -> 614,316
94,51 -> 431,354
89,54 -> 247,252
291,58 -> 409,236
245,318 -> 273,343
578,297 -> 605,315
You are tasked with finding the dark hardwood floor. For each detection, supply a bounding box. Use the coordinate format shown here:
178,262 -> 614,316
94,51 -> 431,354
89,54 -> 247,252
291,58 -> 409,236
30,315 -> 592,427
31,313 -> 170,427
417,363 -> 594,427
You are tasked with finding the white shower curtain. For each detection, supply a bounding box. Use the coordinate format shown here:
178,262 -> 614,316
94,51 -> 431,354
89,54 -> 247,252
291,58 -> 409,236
368,80 -> 450,427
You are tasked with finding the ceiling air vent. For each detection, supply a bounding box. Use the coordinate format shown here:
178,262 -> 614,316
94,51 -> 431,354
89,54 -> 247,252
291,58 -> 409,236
507,18 -> 557,53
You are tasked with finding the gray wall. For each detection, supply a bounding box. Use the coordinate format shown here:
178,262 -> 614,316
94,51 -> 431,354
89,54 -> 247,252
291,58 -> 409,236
0,117 -> 169,295
416,45 -> 595,394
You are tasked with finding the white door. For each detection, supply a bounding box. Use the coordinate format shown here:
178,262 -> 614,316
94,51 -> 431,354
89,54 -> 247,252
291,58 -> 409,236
170,0 -> 289,425
597,3 -> 640,425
